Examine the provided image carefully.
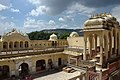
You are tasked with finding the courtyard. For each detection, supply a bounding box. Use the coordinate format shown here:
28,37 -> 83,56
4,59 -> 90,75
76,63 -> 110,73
33,68 -> 85,80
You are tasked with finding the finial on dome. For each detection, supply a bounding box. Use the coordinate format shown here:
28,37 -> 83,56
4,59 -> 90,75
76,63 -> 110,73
12,28 -> 17,32
100,13 -> 102,16
104,12 -> 107,16
108,12 -> 111,15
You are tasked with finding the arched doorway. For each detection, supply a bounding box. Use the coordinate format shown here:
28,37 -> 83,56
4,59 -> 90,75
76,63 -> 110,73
48,59 -> 53,69
36,60 -> 46,72
3,42 -> 8,50
19,63 -> 29,78
0,65 -> 9,79
14,41 -> 19,49
9,42 -> 13,50
25,41 -> 29,48
20,41 -> 23,49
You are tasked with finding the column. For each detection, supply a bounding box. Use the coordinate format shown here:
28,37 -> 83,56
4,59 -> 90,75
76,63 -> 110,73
99,35 -> 103,65
88,36 -> 92,59
119,33 -> 120,55
114,30 -> 117,54
13,42 -> 14,50
104,35 -> 108,60
8,42 -> 9,50
94,35 -> 97,54
109,32 -> 112,58
83,37 -> 87,60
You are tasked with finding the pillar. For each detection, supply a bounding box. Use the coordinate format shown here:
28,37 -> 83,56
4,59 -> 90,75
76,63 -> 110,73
8,42 -> 9,50
99,35 -> 103,65
109,32 -> 112,58
104,35 -> 108,60
88,36 -> 92,59
119,32 -> 120,55
94,35 -> 97,54
83,37 -> 87,60
114,30 -> 117,54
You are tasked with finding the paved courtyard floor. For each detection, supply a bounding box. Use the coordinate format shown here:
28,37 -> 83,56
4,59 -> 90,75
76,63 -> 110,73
33,68 -> 85,80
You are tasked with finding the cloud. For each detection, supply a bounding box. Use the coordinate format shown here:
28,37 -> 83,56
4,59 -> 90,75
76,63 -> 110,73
59,15 -> 74,22
80,0 -> 120,8
67,3 -> 95,16
111,5 -> 120,22
27,0 -> 41,5
29,6 -> 49,16
0,4 -> 8,11
27,0 -> 120,16
11,8 -> 20,13
0,22 -> 17,35
59,18 -> 65,22
0,15 -> 7,20
48,20 -> 55,25
23,18 -> 58,32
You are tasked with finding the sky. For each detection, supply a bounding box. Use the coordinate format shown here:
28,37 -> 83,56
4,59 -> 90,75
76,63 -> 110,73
0,0 -> 120,34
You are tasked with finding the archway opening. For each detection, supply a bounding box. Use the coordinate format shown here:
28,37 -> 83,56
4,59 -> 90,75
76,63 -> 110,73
25,41 -> 29,48
19,63 -> 29,78
36,60 -> 46,72
48,59 -> 53,69
9,42 -> 13,50
0,65 -> 9,79
3,42 -> 8,50
14,41 -> 19,49
20,41 -> 23,49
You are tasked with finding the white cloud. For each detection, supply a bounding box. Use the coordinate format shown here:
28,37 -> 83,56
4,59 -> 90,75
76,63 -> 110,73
111,5 -> 120,22
59,17 -> 65,22
0,22 -> 17,35
24,18 -> 58,32
59,15 -> 74,22
0,4 -> 8,11
67,3 -> 95,16
11,8 -> 20,13
27,0 -> 41,5
29,6 -> 49,16
48,20 -> 55,25
0,15 -> 7,20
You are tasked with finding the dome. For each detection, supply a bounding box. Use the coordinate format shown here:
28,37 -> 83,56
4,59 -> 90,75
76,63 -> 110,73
84,13 -> 119,30
49,33 -> 58,41
84,18 -> 105,27
70,32 -> 79,37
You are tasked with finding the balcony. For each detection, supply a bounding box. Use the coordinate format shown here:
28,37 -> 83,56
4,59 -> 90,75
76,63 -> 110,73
0,48 -> 64,59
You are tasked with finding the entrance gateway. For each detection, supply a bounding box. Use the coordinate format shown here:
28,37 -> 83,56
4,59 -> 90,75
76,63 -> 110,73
19,63 -> 29,78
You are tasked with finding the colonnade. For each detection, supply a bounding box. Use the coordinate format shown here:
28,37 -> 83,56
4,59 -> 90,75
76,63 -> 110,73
2,41 -> 29,51
83,30 -> 120,66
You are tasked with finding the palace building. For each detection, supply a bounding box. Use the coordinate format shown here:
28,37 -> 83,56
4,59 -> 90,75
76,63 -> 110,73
0,29 -> 68,79
0,13 -> 120,80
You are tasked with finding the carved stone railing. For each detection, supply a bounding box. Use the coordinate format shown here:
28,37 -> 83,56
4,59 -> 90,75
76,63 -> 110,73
0,48 -> 64,59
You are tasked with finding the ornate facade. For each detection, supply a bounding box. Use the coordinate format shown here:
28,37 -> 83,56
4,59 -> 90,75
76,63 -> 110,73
0,29 -> 68,79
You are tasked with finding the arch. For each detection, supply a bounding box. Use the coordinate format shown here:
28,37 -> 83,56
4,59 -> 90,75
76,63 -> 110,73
9,42 -> 13,50
14,41 -> 19,49
25,41 -> 29,48
20,41 -> 23,49
48,59 -> 53,69
36,60 -> 46,72
0,65 -> 10,79
19,63 -> 29,78
3,42 -> 8,50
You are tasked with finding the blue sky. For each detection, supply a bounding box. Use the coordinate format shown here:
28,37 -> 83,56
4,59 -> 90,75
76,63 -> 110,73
0,0 -> 120,34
